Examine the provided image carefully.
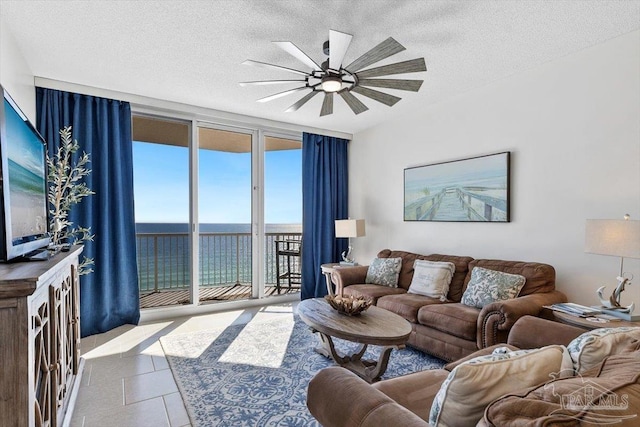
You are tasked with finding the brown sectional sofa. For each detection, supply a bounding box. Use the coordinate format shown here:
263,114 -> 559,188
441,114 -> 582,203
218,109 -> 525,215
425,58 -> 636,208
332,249 -> 567,361
307,316 -> 640,426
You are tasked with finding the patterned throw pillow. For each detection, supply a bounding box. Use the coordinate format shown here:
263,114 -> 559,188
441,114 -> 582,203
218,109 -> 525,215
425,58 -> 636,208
461,267 -> 526,309
428,345 -> 572,427
567,326 -> 640,374
407,260 -> 455,301
365,257 -> 402,287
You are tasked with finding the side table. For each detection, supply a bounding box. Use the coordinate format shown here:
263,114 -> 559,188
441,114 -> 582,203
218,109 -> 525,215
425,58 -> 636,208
544,308 -> 639,331
320,263 -> 341,296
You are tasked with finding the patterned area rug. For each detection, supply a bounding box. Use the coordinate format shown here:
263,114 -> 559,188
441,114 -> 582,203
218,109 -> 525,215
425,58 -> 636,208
160,315 -> 444,426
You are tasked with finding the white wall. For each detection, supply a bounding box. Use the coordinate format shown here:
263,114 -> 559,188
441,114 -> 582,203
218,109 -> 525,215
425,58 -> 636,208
0,16 -> 35,121
349,30 -> 640,307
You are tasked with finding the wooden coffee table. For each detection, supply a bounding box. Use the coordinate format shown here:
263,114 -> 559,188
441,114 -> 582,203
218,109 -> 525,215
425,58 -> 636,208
298,298 -> 412,383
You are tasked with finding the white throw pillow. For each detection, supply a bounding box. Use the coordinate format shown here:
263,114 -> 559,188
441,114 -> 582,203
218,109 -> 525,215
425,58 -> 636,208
428,345 -> 573,427
407,260 -> 455,301
567,326 -> 640,374
461,267 -> 526,309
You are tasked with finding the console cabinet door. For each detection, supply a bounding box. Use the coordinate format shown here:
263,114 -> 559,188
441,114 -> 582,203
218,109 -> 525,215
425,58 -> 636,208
31,286 -> 53,427
50,264 -> 81,427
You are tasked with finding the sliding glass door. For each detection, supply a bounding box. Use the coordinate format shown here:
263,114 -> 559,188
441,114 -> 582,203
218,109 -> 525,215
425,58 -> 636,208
264,135 -> 302,296
132,113 -> 302,309
132,115 -> 193,309
197,125 -> 253,303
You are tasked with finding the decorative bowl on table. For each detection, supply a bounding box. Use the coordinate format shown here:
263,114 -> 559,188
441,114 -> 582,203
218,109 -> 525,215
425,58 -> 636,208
324,294 -> 372,316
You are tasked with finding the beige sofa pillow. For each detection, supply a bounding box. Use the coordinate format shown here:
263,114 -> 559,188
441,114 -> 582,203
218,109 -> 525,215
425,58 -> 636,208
429,345 -> 572,427
407,260 -> 455,301
567,326 -> 640,374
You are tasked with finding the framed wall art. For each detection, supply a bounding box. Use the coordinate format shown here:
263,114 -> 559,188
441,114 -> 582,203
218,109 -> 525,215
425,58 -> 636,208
404,152 -> 510,222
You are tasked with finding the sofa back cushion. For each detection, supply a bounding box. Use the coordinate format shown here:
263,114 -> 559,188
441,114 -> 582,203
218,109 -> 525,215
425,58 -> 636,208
463,259 -> 555,296
377,249 -> 473,300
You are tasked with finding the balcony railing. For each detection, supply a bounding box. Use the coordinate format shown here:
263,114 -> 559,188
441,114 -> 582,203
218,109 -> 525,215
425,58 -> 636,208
136,231 -> 302,294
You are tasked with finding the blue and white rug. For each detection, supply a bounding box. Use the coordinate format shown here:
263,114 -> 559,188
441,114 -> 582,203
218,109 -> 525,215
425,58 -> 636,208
160,315 -> 444,426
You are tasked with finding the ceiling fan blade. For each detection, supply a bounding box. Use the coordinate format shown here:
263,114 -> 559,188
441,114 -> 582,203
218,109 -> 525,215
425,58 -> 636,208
257,87 -> 309,103
285,91 -> 320,112
344,37 -> 406,73
358,78 -> 423,92
329,30 -> 353,71
351,86 -> 401,107
240,79 -> 306,86
242,60 -> 309,76
320,93 -> 334,117
355,58 -> 427,78
273,41 -> 322,71
339,91 -> 369,115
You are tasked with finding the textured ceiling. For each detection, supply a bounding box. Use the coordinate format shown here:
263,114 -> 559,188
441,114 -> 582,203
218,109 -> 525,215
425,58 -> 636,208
1,0 -> 639,134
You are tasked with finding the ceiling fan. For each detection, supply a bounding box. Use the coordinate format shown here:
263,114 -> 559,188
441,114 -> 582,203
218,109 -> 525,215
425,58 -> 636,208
240,30 -> 427,117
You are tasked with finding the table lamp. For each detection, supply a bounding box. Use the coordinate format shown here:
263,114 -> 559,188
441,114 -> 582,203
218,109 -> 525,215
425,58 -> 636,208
585,214 -> 640,320
335,219 -> 366,265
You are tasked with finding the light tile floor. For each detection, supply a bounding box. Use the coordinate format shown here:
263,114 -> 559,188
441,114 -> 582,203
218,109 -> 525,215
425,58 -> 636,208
71,302 -> 298,427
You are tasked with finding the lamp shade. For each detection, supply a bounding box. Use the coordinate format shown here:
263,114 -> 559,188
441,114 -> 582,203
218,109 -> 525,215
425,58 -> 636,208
585,219 -> 640,259
335,219 -> 366,238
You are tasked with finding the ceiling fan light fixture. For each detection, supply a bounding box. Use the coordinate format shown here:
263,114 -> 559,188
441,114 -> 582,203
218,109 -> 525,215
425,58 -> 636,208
321,75 -> 342,93
242,30 -> 426,116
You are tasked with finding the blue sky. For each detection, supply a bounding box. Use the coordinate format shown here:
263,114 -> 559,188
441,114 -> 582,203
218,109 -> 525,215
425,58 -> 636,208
132,141 -> 302,224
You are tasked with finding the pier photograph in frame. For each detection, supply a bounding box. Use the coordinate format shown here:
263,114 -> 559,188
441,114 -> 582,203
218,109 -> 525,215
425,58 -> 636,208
404,152 -> 510,222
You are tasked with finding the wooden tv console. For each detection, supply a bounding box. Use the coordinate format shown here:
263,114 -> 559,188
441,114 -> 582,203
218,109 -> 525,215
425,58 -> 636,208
0,246 -> 83,427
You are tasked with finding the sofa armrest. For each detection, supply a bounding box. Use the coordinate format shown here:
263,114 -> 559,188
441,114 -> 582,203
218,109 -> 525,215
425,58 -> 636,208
507,315 -> 584,349
477,290 -> 568,348
331,265 -> 369,294
307,367 -> 430,427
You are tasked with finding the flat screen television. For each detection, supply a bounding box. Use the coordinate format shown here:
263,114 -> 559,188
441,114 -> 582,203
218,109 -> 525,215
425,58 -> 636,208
0,84 -> 50,261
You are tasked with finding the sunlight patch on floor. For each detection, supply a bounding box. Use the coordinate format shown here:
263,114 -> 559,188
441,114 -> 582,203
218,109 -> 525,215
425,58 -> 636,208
83,321 -> 172,359
219,313 -> 296,368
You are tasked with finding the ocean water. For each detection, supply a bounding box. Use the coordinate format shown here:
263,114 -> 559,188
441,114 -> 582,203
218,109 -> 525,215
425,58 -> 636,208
135,223 -> 301,292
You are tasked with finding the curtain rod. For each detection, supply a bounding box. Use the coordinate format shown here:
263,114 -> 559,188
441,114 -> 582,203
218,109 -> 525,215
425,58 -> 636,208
34,77 -> 353,140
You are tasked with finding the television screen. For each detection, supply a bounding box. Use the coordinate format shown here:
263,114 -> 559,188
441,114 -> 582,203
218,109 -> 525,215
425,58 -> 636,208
4,96 -> 48,242
0,85 -> 50,261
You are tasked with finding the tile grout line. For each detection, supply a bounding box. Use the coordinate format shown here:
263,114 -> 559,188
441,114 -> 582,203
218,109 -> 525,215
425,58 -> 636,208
161,394 -> 173,427
85,363 -> 93,387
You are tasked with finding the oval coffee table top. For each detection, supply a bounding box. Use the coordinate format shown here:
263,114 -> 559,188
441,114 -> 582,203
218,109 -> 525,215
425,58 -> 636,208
298,298 -> 411,346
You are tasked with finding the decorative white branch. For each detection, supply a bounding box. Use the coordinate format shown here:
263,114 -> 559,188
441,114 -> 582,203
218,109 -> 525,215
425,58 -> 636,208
47,126 -> 95,274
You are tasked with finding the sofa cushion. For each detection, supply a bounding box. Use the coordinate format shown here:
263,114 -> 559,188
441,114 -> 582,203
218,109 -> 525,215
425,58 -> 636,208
377,293 -> 447,323
429,345 -> 572,427
461,267 -> 526,309
482,352 -> 640,426
463,259 -> 555,296
567,327 -> 640,374
365,257 -> 402,287
418,303 -> 480,342
377,250 -> 473,298
407,260 -> 455,300
342,284 -> 406,304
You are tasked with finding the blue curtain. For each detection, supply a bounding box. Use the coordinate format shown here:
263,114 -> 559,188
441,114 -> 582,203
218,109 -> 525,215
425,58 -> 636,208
36,88 -> 139,337
301,132 -> 349,299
